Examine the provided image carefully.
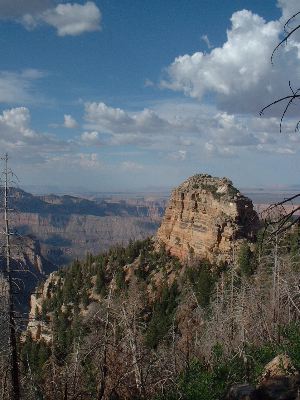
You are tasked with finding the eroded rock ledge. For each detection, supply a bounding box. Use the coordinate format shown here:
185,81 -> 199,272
157,174 -> 259,265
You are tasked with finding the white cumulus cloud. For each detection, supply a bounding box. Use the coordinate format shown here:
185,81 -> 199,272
161,6 -> 300,115
37,2 -> 101,36
84,101 -> 199,136
64,114 -> 78,129
278,0 -> 300,24
0,107 -> 37,138
2,1 -> 102,36
0,107 -> 74,165
82,100 -> 300,157
81,131 -> 100,143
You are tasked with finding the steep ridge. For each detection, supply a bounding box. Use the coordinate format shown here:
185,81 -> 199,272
157,174 -> 259,265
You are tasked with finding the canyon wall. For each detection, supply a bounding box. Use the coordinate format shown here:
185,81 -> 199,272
10,212 -> 161,265
0,188 -> 165,266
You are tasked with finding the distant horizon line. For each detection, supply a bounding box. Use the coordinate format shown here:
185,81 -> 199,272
18,183 -> 300,196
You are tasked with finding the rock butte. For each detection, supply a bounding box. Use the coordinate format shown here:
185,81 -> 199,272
157,174 -> 259,265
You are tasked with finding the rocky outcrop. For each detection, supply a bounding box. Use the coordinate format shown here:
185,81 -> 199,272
0,235 -> 55,313
227,355 -> 300,400
157,174 -> 259,265
262,354 -> 296,380
26,272 -> 58,343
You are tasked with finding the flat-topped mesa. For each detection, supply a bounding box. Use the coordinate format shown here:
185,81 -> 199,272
156,174 -> 259,265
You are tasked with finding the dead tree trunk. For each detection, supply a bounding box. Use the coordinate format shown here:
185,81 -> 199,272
121,303 -> 143,398
97,281 -> 113,400
1,154 -> 20,400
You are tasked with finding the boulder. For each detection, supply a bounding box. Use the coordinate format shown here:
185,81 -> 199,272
259,376 -> 300,400
226,384 -> 258,400
262,355 -> 296,380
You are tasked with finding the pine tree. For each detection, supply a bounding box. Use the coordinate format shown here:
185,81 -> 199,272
81,287 -> 90,309
95,262 -> 106,295
238,242 -> 254,277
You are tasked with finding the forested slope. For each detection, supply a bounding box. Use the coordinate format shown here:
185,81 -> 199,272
20,228 -> 300,399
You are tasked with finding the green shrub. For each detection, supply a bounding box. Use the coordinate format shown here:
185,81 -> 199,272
115,265 -> 125,290
280,323 -> 300,370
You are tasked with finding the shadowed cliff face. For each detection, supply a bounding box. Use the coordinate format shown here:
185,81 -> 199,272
10,213 -> 162,265
0,188 -> 165,266
157,174 -> 260,265
0,235 -> 55,314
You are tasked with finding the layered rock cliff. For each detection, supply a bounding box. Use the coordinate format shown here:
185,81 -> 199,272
157,174 -> 259,265
10,212 -> 161,265
0,188 -> 165,265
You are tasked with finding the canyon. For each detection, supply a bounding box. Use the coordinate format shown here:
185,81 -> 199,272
21,175 -> 300,400
0,188 -> 165,267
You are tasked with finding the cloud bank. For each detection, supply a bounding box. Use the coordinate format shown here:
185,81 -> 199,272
0,69 -> 45,104
81,100 -> 299,158
0,107 -> 74,165
0,1 -> 102,36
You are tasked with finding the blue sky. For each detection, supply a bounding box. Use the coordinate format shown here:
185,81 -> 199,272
0,0 -> 299,191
